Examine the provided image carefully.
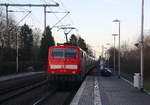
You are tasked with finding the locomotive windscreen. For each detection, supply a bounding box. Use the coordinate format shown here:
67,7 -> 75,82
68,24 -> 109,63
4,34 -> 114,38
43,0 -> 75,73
52,48 -> 77,58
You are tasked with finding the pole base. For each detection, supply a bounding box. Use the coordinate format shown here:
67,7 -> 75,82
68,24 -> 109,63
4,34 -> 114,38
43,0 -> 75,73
140,88 -> 144,92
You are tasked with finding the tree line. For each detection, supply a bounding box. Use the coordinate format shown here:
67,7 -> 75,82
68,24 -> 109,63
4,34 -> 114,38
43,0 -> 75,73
107,32 -> 150,80
0,10 -> 93,75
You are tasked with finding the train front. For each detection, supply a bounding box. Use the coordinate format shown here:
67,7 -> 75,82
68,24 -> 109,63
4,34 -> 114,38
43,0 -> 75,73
47,46 -> 82,81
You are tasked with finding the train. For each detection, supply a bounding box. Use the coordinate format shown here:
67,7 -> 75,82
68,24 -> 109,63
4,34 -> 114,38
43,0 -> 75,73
47,44 -> 96,82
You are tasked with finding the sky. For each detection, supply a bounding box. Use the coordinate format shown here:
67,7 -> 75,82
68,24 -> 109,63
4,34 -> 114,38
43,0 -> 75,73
1,0 -> 150,57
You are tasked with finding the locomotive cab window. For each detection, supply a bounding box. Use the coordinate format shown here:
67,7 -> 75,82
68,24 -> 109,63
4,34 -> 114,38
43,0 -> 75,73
65,49 -> 77,58
52,49 -> 64,58
52,48 -> 77,58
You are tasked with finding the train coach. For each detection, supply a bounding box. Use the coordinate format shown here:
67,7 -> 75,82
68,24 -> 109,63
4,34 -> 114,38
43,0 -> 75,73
47,44 -> 96,81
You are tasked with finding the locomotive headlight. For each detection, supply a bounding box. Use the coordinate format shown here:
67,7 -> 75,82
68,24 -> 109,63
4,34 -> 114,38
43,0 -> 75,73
65,65 -> 77,69
50,65 -> 62,69
72,71 -> 76,74
51,71 -> 55,73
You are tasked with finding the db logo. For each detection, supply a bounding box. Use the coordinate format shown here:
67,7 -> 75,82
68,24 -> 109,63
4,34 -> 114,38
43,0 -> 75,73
62,65 -> 65,69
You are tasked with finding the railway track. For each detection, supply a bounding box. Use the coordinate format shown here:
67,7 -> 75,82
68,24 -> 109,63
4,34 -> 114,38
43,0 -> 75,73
0,72 -> 47,104
0,79 -> 48,103
1,79 -> 80,105
0,72 -> 82,105
33,87 -> 78,105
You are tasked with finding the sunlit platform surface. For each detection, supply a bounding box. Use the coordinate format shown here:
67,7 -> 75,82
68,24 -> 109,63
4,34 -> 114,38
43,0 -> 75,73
70,75 -> 150,105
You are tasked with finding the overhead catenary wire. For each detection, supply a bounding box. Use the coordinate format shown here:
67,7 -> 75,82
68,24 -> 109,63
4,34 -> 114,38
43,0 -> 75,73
0,11 -> 32,33
8,3 -> 44,29
49,0 -> 74,26
9,11 -> 32,26
42,0 -> 77,33
40,0 -> 75,32
59,0 -> 81,38
58,0 -> 75,26
0,1 -> 59,30
1,0 -> 34,16
41,0 -> 64,26
51,11 -> 70,29
2,0 -> 78,35
30,12 -> 43,29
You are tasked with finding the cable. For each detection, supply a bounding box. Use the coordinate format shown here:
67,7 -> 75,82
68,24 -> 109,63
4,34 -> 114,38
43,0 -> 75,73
30,12 -> 43,29
58,0 -> 68,11
40,0 -> 60,20
58,0 -> 74,25
41,0 -> 65,26
14,11 -> 31,25
51,12 -> 70,29
43,0 -> 76,29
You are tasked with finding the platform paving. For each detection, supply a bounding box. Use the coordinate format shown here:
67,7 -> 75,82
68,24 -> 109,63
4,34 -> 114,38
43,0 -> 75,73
70,75 -> 150,105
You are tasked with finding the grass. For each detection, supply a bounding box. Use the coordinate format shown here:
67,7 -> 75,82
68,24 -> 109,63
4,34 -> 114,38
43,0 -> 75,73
122,74 -> 133,83
126,77 -> 133,83
144,85 -> 150,92
121,72 -> 150,93
125,77 -> 150,92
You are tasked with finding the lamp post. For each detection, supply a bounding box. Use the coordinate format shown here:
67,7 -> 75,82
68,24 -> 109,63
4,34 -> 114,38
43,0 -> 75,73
113,19 -> 121,78
105,43 -> 111,68
140,0 -> 144,91
112,34 -> 118,74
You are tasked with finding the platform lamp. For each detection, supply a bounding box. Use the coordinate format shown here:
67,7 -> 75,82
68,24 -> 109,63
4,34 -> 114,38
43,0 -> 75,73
112,34 -> 118,74
113,19 -> 121,78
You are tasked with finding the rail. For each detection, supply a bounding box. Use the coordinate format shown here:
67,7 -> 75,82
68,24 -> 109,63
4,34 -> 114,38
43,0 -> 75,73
0,72 -> 47,102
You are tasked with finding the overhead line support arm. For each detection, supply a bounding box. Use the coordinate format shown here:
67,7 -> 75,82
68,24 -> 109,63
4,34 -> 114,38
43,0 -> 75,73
0,3 -> 59,7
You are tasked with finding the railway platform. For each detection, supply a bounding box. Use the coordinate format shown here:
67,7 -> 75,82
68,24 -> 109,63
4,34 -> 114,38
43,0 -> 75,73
70,74 -> 150,105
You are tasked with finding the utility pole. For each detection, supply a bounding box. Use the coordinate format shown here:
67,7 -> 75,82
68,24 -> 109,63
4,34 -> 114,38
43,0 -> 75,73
113,19 -> 121,78
0,3 -> 59,72
101,45 -> 104,58
7,10 -> 31,72
112,34 -> 118,74
0,3 -> 59,33
114,36 -> 116,73
44,6 -> 46,37
140,0 -> 144,91
16,27 -> 19,72
6,5 -> 9,47
118,21 -> 120,78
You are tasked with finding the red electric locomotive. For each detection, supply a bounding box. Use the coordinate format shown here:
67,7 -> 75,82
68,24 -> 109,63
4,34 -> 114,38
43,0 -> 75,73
47,44 -> 95,81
